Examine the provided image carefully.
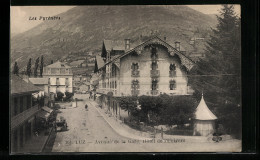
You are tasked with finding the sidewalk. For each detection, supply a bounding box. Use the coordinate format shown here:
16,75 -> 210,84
88,100 -> 152,140
88,99 -> 210,143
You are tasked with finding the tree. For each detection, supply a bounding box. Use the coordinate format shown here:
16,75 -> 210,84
159,95 -> 197,126
64,92 -> 74,101
26,58 -> 32,77
55,92 -> 64,101
40,55 -> 44,77
189,5 -> 241,138
12,61 -> 19,75
34,57 -> 40,77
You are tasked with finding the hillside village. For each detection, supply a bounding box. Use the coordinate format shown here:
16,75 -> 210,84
10,5 -> 241,153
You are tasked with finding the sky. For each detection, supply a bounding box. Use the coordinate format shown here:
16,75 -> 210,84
11,5 -> 241,35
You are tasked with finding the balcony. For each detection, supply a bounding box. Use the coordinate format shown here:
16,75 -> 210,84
150,70 -> 160,78
131,70 -> 140,77
131,90 -> 139,96
151,90 -> 159,96
169,70 -> 176,77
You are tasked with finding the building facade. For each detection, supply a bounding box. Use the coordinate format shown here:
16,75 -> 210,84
10,75 -> 41,153
28,78 -> 49,95
94,36 -> 195,118
43,61 -> 73,94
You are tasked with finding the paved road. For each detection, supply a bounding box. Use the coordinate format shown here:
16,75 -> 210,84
52,94 -> 150,152
51,94 -> 241,152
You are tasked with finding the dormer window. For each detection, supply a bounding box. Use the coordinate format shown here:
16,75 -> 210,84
170,64 -> 176,71
151,47 -> 158,59
169,64 -> 176,77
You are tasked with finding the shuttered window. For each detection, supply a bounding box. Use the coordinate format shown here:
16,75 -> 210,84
170,80 -> 176,90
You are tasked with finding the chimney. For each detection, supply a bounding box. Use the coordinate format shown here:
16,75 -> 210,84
124,39 -> 130,50
164,36 -> 166,41
175,41 -> 180,51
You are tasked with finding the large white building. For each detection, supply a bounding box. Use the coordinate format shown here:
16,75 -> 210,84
43,61 -> 73,94
94,36 -> 195,117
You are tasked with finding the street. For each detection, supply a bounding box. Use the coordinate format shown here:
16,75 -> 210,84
51,94 -> 241,152
52,94 -> 150,152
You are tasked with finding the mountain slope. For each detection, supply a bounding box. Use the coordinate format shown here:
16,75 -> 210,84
11,6 -> 217,70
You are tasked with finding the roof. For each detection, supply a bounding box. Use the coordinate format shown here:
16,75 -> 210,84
194,94 -> 217,120
70,60 -> 85,66
103,40 -> 125,52
29,78 -> 48,85
45,61 -> 71,69
95,55 -> 105,69
88,63 -> 95,67
42,106 -> 53,114
101,36 -> 194,71
11,75 -> 41,95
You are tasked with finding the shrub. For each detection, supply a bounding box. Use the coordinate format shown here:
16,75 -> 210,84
64,92 -> 74,101
159,95 -> 197,126
117,94 -> 197,127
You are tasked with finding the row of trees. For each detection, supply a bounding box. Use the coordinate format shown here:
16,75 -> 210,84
12,56 -> 54,77
115,94 -> 198,127
55,92 -> 74,102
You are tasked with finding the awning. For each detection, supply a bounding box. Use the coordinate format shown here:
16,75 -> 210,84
37,110 -> 50,120
42,106 -> 53,114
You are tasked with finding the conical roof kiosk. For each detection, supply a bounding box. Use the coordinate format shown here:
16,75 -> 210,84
193,93 -> 217,136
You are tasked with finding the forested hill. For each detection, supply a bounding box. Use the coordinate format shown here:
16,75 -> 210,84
11,6 -> 217,69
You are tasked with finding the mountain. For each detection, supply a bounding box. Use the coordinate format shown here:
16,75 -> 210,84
11,6 -> 217,70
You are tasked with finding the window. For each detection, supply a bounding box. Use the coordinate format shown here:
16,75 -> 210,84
170,80 -> 176,90
115,81 -> 117,89
132,80 -> 139,96
61,68 -> 65,74
132,80 -> 139,90
112,65 -> 116,77
131,63 -> 139,77
51,68 -> 55,74
170,64 -> 176,71
152,80 -> 158,90
151,47 -> 158,59
20,97 -> 24,113
132,63 -> 138,71
169,64 -> 176,77
14,97 -> 18,116
151,62 -> 157,70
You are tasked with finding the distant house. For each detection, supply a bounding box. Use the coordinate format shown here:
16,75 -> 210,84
42,61 -> 73,94
79,82 -> 91,92
28,78 -> 49,95
87,63 -> 95,67
69,60 -> 85,68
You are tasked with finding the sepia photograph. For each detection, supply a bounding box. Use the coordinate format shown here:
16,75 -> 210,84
10,5 -> 242,153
